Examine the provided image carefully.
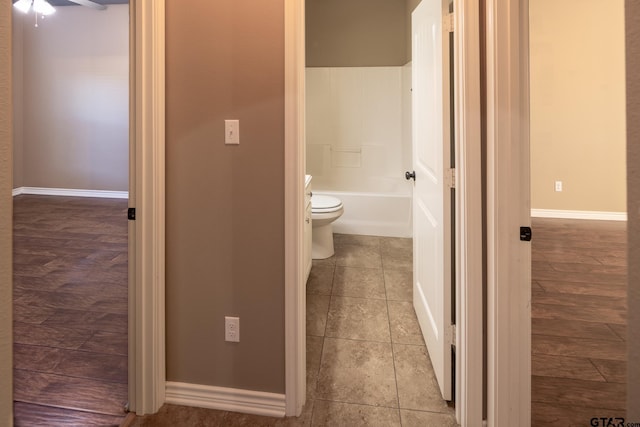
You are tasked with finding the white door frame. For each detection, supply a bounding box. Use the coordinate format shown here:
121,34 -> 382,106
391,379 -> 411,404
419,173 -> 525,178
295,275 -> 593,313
454,1 -> 484,425
128,0 -> 166,416
283,0 -> 306,417
485,0 -> 532,425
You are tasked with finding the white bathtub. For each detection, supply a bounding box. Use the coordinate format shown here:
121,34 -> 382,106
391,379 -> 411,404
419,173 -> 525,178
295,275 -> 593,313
313,190 -> 413,238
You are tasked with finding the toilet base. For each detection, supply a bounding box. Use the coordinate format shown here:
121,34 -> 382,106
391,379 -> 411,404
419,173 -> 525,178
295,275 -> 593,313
312,223 -> 335,259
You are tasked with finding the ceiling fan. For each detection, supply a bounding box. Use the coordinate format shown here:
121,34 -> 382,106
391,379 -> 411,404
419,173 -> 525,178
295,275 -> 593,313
13,0 -> 107,16
13,0 -> 108,27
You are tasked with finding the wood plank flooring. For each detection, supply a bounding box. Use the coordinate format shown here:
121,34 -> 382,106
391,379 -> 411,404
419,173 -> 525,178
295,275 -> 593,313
13,195 -> 128,426
532,218 -> 627,427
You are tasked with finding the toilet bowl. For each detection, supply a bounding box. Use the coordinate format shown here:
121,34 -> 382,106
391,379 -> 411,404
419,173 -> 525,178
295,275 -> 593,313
311,195 -> 344,259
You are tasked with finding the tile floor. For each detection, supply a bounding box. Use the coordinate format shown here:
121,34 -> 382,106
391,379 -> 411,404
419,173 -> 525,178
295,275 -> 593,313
130,233 -> 457,427
305,234 -> 456,426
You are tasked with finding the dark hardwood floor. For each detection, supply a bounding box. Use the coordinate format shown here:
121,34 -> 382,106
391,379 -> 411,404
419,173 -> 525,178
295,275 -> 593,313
13,195 -> 129,426
532,218 -> 627,426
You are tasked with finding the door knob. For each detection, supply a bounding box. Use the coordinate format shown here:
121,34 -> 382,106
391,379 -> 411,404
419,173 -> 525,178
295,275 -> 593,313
405,171 -> 416,181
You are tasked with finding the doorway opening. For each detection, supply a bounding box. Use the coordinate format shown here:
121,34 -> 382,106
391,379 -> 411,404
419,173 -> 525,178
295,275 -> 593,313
11,2 -> 130,424
528,1 -> 628,424
302,0 -> 457,422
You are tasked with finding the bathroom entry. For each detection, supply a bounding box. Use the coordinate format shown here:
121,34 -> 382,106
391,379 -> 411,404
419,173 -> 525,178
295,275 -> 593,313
410,0 -> 455,400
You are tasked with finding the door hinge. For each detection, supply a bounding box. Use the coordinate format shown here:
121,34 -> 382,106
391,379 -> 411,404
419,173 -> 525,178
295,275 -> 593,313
520,226 -> 532,241
445,168 -> 456,188
128,208 -> 136,221
447,324 -> 456,346
444,13 -> 454,33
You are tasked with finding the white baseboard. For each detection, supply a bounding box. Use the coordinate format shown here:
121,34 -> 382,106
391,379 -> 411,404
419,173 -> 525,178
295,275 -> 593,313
531,209 -> 627,221
165,382 -> 286,418
12,187 -> 128,199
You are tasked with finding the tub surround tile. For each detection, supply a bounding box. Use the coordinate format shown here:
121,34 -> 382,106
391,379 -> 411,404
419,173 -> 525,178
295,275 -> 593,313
384,270 -> 413,302
325,296 -> 391,342
316,338 -> 398,408
388,301 -> 425,345
306,265 -> 335,296
334,244 -> 382,269
332,266 -> 386,299
306,295 -> 330,337
311,400 -> 401,427
393,344 -> 453,414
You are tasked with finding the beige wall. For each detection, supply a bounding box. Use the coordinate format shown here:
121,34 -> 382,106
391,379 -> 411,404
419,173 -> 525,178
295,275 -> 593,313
14,5 -> 129,191
626,0 -> 640,416
165,0 -> 285,392
12,9 -> 23,189
530,0 -> 626,212
0,0 -> 13,424
306,0 -> 408,67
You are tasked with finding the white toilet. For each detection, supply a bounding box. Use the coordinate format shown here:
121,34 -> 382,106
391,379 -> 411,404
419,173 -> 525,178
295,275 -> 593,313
311,194 -> 344,259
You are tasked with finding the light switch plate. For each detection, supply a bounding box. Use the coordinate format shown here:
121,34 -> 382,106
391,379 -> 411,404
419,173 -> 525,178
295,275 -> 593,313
225,120 -> 239,145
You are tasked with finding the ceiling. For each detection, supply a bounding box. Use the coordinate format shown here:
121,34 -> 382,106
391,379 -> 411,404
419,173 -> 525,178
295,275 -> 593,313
14,0 -> 129,6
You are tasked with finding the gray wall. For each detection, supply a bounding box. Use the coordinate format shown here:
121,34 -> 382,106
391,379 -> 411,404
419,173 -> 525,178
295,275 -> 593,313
165,0 -> 286,392
13,5 -> 129,192
0,0 -> 12,423
306,0 -> 410,67
626,0 -> 640,417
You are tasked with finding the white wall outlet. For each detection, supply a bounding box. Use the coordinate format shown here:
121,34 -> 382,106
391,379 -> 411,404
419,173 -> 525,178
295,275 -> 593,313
224,120 -> 240,145
225,316 -> 240,342
555,181 -> 563,192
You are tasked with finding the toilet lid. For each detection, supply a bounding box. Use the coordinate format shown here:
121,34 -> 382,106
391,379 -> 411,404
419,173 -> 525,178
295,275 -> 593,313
312,195 -> 342,212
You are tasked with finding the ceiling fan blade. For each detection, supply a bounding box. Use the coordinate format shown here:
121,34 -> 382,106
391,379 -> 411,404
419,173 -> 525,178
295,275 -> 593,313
66,0 -> 107,10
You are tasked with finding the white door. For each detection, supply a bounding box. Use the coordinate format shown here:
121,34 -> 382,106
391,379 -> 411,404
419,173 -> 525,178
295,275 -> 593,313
411,0 -> 453,401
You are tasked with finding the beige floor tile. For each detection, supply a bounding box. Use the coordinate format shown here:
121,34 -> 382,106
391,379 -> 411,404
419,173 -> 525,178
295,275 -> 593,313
222,411 -> 279,426
306,295 -> 330,337
334,234 -> 381,247
307,336 -> 324,399
132,404 -> 227,426
312,256 -> 335,267
316,338 -> 398,407
306,265 -> 334,296
276,400 -> 314,427
381,245 -> 412,271
311,400 -> 401,427
380,237 -> 413,251
400,409 -> 458,427
325,296 -> 391,342
332,266 -> 386,299
388,301 -> 424,345
334,244 -> 382,269
384,270 -> 413,302
393,344 -> 453,413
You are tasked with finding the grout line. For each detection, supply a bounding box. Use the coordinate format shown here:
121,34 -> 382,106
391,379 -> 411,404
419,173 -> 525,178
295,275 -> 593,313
383,260 -> 403,426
